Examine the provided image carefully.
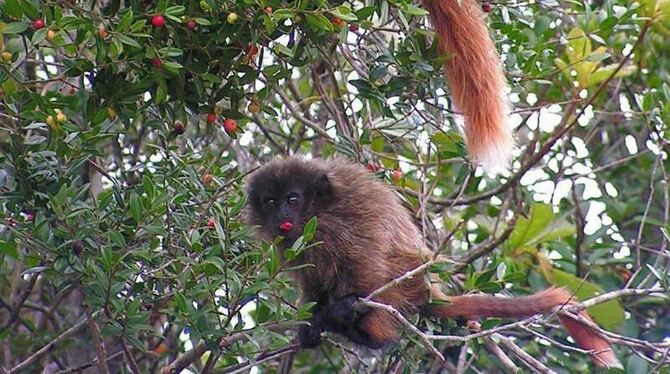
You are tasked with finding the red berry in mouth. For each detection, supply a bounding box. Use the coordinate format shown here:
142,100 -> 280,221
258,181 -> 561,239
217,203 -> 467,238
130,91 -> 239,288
279,221 -> 294,232
152,15 -> 166,28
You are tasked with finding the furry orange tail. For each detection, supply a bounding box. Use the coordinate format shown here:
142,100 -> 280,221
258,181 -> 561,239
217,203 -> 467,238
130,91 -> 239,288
422,0 -> 514,168
429,287 -> 622,369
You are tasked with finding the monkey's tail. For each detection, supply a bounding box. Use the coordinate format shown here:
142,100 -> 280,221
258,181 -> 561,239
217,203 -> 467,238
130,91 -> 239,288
427,287 -> 622,369
421,0 -> 514,169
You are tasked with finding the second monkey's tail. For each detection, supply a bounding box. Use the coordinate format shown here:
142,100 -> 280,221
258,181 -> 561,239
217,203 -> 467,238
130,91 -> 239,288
421,0 -> 514,169
428,286 -> 622,369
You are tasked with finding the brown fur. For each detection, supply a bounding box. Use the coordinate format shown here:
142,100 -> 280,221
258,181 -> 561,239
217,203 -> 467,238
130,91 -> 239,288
423,0 -> 514,168
245,156 -> 621,368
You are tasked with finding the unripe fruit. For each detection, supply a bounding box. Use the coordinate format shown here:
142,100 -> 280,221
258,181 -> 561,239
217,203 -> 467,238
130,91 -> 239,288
223,118 -> 237,135
226,12 -> 239,24
33,19 -> 45,29
1,52 -> 12,63
55,109 -> 67,124
482,1 -> 491,13
248,101 -> 260,114
98,25 -> 108,38
202,173 -> 213,186
107,106 -> 117,119
186,19 -> 197,30
151,15 -> 166,27
199,0 -> 212,12
174,120 -> 185,134
206,113 -> 217,124
154,343 -> 168,355
46,115 -> 56,128
331,16 -> 345,28
152,57 -> 163,69
46,29 -> 56,41
391,169 -> 403,182
207,218 -> 216,229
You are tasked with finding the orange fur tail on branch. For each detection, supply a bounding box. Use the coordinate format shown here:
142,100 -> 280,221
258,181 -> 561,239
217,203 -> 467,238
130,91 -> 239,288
428,287 -> 622,369
422,0 -> 514,169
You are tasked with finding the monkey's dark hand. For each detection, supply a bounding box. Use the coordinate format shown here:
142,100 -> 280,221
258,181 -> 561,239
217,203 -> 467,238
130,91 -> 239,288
323,295 -> 368,330
298,322 -> 323,348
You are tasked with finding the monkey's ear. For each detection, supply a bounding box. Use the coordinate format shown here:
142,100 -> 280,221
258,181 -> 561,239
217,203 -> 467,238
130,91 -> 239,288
311,174 -> 333,201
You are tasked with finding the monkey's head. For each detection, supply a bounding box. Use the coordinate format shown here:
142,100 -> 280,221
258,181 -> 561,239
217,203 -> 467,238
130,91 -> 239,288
245,157 -> 333,245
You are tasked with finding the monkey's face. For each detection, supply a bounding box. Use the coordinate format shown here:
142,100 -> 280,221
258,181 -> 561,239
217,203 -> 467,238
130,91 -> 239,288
246,159 -> 333,246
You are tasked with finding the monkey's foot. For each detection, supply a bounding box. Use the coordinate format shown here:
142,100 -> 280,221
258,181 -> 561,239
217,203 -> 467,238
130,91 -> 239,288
298,324 -> 322,348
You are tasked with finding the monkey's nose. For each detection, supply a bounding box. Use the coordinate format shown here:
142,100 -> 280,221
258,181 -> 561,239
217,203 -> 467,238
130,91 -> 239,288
279,221 -> 294,232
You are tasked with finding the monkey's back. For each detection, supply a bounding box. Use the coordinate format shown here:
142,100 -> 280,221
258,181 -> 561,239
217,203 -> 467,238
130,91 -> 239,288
300,157 -> 429,308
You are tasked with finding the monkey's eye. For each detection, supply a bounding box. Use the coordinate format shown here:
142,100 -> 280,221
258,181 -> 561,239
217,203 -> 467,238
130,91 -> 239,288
287,192 -> 300,206
263,198 -> 277,207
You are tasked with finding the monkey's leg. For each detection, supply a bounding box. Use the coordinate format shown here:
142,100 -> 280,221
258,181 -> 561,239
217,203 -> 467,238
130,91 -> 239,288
298,303 -> 325,348
299,295 -> 365,348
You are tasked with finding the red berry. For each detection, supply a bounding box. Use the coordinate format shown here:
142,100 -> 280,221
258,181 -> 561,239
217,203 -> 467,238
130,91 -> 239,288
151,57 -> 163,69
482,1 -> 491,13
391,169 -> 403,182
264,6 -> 273,14
207,218 -> 216,229
33,19 -> 45,29
247,44 -> 259,56
279,221 -> 293,232
174,121 -> 185,134
365,163 -> 380,172
223,118 -> 237,135
207,113 -> 217,124
25,212 -> 34,222
151,15 -> 165,28
186,19 -> 197,30
349,24 -> 358,32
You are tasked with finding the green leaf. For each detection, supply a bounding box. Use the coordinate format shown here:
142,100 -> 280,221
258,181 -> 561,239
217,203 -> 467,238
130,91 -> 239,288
331,6 -> 357,22
129,193 -> 143,223
302,217 -> 317,241
1,0 -> 23,18
305,13 -> 334,32
1,22 -> 28,34
505,203 -> 554,251
174,291 -> 189,313
116,34 -> 141,48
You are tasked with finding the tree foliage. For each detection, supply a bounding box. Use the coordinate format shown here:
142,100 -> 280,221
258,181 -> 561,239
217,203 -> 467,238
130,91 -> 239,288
1,0 -> 669,372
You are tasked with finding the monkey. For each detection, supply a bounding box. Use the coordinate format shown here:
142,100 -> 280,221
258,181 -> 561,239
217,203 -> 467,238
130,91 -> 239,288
245,156 -> 622,369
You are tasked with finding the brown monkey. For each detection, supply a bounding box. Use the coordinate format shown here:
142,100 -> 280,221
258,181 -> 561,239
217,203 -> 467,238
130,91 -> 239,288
245,156 -> 622,369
